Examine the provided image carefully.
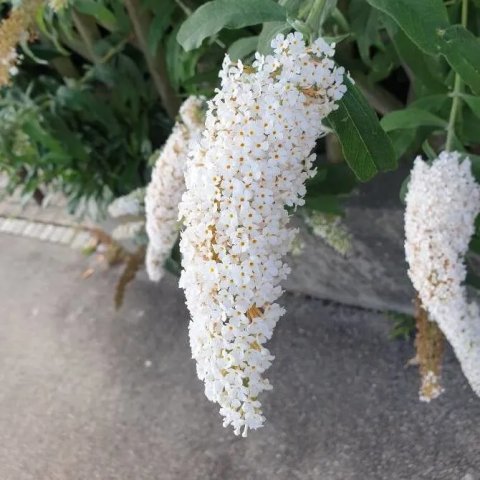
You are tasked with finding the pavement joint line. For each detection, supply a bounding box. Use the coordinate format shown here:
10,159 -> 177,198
0,214 -> 94,250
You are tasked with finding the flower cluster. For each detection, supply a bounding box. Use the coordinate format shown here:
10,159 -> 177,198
179,32 -> 346,436
304,211 -> 351,255
145,96 -> 205,282
108,187 -> 146,219
0,0 -> 40,87
405,152 -> 480,397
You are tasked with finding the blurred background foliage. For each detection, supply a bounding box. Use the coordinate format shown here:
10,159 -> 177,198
0,0 -> 479,230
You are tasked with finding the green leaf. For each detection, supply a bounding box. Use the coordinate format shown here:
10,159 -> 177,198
313,162 -> 358,195
469,235 -> 480,255
228,36 -> 259,61
305,168 -> 328,190
35,5 -> 70,55
438,26 -> 480,96
304,194 -> 343,215
368,46 -> 398,82
177,0 -> 286,51
387,311 -> 415,340
167,27 -> 202,89
164,257 -> 182,277
147,4 -> 175,55
410,94 -> 449,113
384,18 -> 446,93
460,109 -> 480,145
22,119 -> 64,155
366,0 -> 449,55
461,94 -> 480,120
381,108 -> 447,132
469,154 -> 480,183
349,0 -> 383,65
421,140 -> 437,160
46,116 -> 89,163
367,0 -> 480,95
75,0 -> 117,29
326,77 -> 397,182
304,0 -> 337,36
466,263 -> 480,291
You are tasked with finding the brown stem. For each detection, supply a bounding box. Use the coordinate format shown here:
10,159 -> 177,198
414,296 -> 445,401
124,0 -> 180,119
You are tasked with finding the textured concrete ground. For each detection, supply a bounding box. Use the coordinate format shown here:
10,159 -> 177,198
1,234 -> 479,480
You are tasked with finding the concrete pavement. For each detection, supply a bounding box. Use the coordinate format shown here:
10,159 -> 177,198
0,234 -> 479,480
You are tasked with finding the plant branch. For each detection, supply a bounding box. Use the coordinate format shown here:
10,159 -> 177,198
124,0 -> 180,119
445,0 -> 468,152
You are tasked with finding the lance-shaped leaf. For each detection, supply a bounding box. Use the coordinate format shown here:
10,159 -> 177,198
365,0 -> 449,55
228,36 -> 259,61
367,0 -> 480,96
177,0 -> 286,51
438,26 -> 480,96
462,94 -> 480,120
326,77 -> 397,182
381,108 -> 447,132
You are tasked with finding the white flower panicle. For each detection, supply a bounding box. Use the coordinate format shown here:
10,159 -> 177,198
108,187 -> 146,218
405,152 -> 480,396
305,211 -> 351,255
145,96 -> 205,282
179,33 -> 346,436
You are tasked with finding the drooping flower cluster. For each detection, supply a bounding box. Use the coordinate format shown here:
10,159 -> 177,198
108,187 -> 145,219
0,0 -> 41,87
304,211 -> 351,255
179,33 -> 346,436
405,152 -> 480,397
145,96 -> 205,282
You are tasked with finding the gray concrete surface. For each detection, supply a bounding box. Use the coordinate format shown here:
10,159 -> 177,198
286,207 -> 415,314
1,234 -> 480,480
